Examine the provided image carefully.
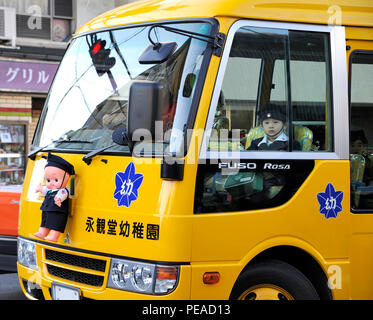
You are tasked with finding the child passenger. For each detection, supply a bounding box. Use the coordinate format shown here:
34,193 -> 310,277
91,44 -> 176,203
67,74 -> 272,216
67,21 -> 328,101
248,103 -> 301,151
350,129 -> 373,184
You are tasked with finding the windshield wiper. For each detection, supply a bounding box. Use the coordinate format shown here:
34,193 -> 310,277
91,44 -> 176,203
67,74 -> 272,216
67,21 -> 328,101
28,139 -> 93,160
83,127 -> 136,165
82,143 -> 116,165
55,139 -> 93,144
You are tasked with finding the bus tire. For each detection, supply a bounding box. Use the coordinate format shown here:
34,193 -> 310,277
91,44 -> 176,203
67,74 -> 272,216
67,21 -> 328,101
230,259 -> 320,300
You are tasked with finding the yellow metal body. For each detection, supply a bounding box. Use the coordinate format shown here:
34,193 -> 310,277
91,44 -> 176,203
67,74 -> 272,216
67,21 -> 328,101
18,0 -> 373,300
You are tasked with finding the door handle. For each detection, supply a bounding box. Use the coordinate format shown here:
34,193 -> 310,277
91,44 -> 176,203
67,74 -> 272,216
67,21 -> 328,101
10,200 -> 20,204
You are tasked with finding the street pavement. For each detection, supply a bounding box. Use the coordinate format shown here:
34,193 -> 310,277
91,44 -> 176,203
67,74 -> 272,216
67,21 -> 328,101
0,272 -> 27,300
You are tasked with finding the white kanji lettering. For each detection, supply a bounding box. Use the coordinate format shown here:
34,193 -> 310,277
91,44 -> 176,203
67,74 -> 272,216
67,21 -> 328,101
6,67 -> 20,82
22,68 -> 33,84
325,197 -> 337,210
37,70 -> 50,84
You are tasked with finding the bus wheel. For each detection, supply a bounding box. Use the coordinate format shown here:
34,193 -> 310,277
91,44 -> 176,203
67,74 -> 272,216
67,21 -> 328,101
230,259 -> 319,300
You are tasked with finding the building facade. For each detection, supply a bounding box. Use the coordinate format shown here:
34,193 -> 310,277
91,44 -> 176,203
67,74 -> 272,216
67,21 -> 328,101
0,0 -> 134,189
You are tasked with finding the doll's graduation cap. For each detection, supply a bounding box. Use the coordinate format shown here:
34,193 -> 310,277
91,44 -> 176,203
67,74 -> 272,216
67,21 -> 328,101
45,153 -> 75,175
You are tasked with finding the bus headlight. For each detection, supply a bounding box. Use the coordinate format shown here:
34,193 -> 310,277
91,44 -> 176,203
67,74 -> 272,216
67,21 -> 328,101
107,258 -> 179,295
131,265 -> 153,292
111,262 -> 131,289
17,238 -> 38,270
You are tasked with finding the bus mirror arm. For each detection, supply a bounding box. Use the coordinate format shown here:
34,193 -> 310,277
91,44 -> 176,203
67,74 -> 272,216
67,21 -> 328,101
139,24 -> 226,64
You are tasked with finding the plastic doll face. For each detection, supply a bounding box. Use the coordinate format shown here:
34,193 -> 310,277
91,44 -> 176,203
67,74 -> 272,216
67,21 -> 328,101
262,118 -> 287,142
44,166 -> 70,190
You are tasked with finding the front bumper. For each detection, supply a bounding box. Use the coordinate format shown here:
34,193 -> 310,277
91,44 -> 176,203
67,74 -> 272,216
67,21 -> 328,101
0,235 -> 17,272
17,239 -> 191,300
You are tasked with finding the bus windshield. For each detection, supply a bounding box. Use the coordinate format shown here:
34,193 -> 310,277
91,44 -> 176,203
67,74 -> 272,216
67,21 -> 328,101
32,22 -> 212,155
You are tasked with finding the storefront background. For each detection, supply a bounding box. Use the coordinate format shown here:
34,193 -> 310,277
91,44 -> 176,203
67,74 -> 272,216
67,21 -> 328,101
0,59 -> 58,189
0,0 -> 138,240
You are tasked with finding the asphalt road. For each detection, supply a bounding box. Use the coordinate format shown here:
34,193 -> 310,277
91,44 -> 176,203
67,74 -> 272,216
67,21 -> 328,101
0,272 -> 27,300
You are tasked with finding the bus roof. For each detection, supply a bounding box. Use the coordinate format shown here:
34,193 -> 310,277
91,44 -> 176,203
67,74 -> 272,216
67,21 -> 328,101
76,0 -> 373,35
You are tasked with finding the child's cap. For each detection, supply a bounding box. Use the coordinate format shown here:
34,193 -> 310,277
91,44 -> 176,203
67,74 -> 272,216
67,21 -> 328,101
351,129 -> 367,144
45,153 -> 75,175
258,103 -> 286,122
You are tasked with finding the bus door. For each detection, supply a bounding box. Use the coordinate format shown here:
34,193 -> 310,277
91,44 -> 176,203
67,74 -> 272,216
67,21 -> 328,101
191,20 -> 349,299
347,30 -> 373,299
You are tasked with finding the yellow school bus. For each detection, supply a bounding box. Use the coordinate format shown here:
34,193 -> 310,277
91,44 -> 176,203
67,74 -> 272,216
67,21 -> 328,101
17,0 -> 373,300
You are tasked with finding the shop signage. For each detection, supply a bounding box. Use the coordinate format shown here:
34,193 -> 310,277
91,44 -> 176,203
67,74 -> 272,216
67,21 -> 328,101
0,59 -> 58,93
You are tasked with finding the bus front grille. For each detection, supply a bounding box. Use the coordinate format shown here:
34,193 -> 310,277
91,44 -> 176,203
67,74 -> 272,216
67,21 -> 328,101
45,249 -> 106,271
44,249 -> 107,288
47,265 -> 104,287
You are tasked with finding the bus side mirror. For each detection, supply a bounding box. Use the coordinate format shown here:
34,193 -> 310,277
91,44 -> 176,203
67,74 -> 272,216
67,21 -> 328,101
128,81 -> 167,141
139,42 -> 177,64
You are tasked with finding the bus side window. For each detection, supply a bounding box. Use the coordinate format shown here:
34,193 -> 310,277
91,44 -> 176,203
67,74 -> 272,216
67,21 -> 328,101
270,32 -> 333,152
350,52 -> 373,211
207,28 -> 333,153
208,54 -> 262,151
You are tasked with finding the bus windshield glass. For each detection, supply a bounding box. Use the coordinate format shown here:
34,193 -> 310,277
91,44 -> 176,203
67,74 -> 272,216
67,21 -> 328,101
33,22 -> 212,155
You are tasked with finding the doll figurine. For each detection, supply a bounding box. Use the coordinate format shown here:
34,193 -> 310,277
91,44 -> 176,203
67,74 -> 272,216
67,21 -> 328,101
34,153 -> 75,242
